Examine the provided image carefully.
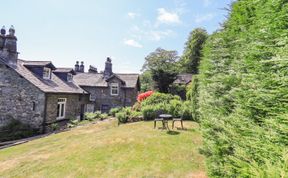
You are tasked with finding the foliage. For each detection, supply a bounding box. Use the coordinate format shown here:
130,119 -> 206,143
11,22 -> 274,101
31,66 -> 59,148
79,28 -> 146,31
142,48 -> 179,93
109,107 -> 122,117
116,111 -> 128,123
198,0 -> 288,177
100,113 -> 108,120
186,75 -> 199,121
132,102 -> 141,112
0,119 -> 39,142
84,111 -> 102,121
51,123 -> 60,131
140,71 -> 154,92
169,83 -> 187,100
141,92 -> 181,107
137,90 -> 154,102
182,101 -> 193,121
179,28 -> 208,74
142,105 -> 162,120
167,99 -> 183,118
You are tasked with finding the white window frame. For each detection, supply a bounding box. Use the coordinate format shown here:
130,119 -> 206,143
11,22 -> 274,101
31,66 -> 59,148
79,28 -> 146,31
57,98 -> 66,119
89,94 -> 96,101
43,67 -> 51,79
110,83 -> 119,96
67,73 -> 73,82
86,104 -> 95,113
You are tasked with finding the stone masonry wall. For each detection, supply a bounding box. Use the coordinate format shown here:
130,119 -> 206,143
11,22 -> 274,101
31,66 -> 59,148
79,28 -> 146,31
45,93 -> 88,126
82,78 -> 138,112
0,63 -> 45,131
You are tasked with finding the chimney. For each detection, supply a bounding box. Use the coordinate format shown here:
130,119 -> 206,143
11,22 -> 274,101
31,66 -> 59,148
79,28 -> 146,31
0,26 -> 5,49
0,25 -> 18,67
88,65 -> 98,73
103,57 -> 113,79
74,61 -> 79,72
79,61 -> 84,73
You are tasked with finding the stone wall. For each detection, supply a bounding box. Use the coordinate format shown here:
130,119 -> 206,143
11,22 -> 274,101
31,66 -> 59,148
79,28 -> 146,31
0,63 -> 45,131
45,93 -> 89,131
82,77 -> 138,112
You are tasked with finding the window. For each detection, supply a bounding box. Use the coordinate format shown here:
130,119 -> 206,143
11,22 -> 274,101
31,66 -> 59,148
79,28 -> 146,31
57,98 -> 66,119
90,94 -> 96,101
43,67 -> 51,79
67,73 -> 73,82
32,101 -> 36,111
110,83 -> 119,96
86,104 -> 94,113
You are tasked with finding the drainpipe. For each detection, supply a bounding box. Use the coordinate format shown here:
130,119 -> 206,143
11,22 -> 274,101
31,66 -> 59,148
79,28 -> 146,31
43,93 -> 47,134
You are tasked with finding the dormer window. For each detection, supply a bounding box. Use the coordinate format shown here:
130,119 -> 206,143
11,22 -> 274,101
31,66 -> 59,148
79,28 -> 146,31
110,83 -> 119,96
67,73 -> 73,82
43,67 -> 51,79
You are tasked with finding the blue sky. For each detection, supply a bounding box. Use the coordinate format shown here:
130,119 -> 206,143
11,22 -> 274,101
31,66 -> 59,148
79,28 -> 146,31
0,0 -> 233,73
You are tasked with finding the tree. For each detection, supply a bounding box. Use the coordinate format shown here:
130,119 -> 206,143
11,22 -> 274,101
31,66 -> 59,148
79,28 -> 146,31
142,48 -> 179,93
180,28 -> 208,74
140,71 -> 154,92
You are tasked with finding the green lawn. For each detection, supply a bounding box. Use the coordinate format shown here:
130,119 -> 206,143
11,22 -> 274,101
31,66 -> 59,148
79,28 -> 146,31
0,120 -> 206,178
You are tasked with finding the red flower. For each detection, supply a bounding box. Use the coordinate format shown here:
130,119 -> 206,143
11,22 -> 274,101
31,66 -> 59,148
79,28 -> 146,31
137,91 -> 154,102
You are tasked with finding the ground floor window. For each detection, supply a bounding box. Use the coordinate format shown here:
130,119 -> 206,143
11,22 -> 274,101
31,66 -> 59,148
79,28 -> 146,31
57,98 -> 66,119
86,104 -> 94,113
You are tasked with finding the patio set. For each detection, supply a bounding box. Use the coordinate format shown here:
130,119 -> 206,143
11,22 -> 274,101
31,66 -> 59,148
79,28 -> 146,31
154,114 -> 184,130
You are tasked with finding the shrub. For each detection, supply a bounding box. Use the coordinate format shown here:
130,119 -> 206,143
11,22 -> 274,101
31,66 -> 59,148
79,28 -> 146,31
51,123 -> 60,131
142,103 -> 169,120
167,99 -> 183,118
141,92 -> 181,107
84,111 -> 102,121
100,113 -> 108,120
109,107 -> 122,117
132,102 -> 141,111
116,111 -> 128,123
182,101 -> 193,120
0,119 -> 39,142
137,90 -> 154,102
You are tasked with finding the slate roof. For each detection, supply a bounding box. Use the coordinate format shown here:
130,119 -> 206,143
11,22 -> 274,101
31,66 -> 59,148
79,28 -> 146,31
173,74 -> 192,85
74,72 -> 139,88
23,61 -> 56,70
0,57 -> 87,94
54,68 -> 76,75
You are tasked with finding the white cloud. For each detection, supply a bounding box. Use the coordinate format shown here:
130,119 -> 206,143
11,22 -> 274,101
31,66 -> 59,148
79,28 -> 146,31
157,8 -> 181,24
195,13 -> 215,23
127,12 -> 139,19
128,24 -> 174,42
148,30 -> 174,41
124,39 -> 143,48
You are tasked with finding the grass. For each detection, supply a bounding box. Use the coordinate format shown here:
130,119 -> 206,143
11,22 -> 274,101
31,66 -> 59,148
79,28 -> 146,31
0,120 -> 206,178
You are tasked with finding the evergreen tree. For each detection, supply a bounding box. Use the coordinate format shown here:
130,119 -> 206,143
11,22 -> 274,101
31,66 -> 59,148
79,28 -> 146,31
180,28 -> 208,74
142,48 -> 179,93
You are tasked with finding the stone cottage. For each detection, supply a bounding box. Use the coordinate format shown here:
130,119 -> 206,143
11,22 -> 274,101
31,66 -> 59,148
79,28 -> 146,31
74,58 -> 140,113
0,26 -> 141,136
0,26 -> 89,133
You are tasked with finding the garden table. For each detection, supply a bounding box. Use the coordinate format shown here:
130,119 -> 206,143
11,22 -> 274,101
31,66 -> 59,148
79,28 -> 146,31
154,114 -> 172,130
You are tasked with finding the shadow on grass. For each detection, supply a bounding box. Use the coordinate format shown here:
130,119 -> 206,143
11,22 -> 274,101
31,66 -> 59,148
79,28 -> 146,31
166,130 -> 180,135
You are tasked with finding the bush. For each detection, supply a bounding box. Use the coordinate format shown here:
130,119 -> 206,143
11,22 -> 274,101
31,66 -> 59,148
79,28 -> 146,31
142,103 -> 169,120
100,113 -> 108,120
109,107 -> 122,117
167,99 -> 183,118
132,102 -> 141,111
141,92 -> 181,107
84,111 -> 102,121
116,111 -> 128,123
182,101 -> 193,120
0,119 -> 39,142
